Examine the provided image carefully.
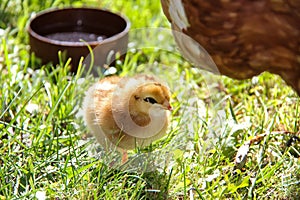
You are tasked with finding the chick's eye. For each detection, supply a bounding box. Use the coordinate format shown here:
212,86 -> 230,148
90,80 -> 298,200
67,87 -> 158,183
144,97 -> 157,104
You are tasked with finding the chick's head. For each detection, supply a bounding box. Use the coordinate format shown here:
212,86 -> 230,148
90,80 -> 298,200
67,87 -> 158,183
130,82 -> 172,115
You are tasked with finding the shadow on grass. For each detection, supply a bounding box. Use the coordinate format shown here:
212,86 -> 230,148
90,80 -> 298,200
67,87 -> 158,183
90,163 -> 172,200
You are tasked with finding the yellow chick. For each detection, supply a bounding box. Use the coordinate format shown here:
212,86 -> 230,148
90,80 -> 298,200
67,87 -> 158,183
83,74 -> 172,153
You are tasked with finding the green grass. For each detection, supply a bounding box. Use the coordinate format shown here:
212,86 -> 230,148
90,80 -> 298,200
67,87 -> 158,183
0,0 -> 299,199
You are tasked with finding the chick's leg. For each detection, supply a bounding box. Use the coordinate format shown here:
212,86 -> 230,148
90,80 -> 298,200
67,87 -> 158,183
121,150 -> 128,164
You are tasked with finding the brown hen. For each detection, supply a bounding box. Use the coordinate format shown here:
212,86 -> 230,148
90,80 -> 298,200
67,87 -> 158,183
161,0 -> 300,95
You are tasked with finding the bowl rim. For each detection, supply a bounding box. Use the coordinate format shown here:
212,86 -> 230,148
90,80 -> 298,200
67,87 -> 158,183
28,7 -> 131,47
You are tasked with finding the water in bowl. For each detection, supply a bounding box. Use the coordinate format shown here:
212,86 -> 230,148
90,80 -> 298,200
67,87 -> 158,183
46,32 -> 107,42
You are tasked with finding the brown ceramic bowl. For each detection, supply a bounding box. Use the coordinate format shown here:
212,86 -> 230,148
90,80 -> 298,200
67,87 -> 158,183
28,7 -> 130,72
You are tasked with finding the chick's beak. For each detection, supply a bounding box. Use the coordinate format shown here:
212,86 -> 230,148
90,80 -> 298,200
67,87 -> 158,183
163,101 -> 172,111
